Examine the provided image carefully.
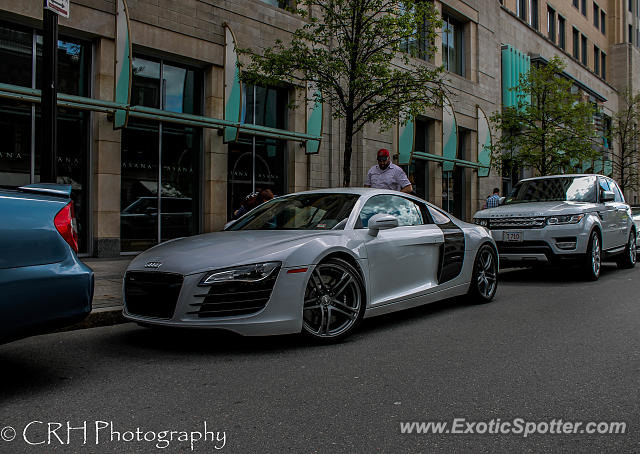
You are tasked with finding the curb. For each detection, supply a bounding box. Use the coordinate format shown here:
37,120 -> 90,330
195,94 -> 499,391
53,306 -> 129,334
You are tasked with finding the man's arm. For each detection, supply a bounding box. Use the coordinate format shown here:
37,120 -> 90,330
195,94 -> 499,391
396,168 -> 412,193
401,184 -> 413,194
364,168 -> 372,187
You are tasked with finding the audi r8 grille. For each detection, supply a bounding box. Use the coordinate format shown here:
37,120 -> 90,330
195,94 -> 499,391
189,269 -> 280,318
489,217 -> 546,229
124,271 -> 183,319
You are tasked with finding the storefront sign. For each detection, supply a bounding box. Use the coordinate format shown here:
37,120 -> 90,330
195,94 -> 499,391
397,116 -> 414,165
114,0 -> 132,129
442,95 -> 457,172
44,0 -> 69,18
305,81 -> 323,154
224,24 -> 242,143
477,106 -> 492,177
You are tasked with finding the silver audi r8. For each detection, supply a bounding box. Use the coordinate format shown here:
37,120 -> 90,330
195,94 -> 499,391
123,189 -> 498,342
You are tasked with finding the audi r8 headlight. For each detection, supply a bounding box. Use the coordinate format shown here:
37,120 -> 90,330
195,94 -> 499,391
473,218 -> 489,227
199,262 -> 281,285
546,214 -> 585,225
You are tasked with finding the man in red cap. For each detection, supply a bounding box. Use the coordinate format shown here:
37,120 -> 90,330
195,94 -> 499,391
364,148 -> 413,193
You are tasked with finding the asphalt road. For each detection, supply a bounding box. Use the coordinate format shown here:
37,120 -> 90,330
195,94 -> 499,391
1,263 -> 639,453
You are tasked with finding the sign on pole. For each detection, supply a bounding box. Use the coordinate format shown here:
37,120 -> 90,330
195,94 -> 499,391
44,0 -> 69,18
114,0 -> 132,129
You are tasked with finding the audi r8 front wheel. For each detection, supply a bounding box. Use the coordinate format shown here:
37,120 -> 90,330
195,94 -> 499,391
302,257 -> 365,342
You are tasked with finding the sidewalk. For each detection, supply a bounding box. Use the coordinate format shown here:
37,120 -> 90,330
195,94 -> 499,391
61,256 -> 133,331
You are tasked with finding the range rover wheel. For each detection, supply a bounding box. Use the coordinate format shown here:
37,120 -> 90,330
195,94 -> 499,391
302,257 -> 365,343
583,231 -> 601,281
467,244 -> 498,303
617,230 -> 637,269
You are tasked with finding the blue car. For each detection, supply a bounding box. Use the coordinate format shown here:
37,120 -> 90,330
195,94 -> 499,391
0,184 -> 93,343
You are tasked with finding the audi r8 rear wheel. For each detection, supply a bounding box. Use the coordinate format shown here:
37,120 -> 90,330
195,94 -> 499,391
467,244 -> 498,303
617,230 -> 637,269
302,257 -> 365,342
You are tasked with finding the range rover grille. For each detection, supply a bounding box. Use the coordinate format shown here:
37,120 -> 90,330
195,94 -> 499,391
489,217 -> 546,229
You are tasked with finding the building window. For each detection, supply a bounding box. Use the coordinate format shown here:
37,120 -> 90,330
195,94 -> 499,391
558,16 -> 566,49
630,0 -> 633,12
594,46 -> 600,75
531,0 -> 539,30
442,130 -> 469,220
547,6 -> 556,43
121,57 -> 203,252
400,4 -> 431,61
593,4 -> 599,28
601,11 -> 606,34
227,84 -> 289,221
0,21 -> 91,252
407,119 -> 432,201
581,0 -> 587,16
517,0 -> 527,20
259,0 -> 293,8
442,14 -> 465,77
581,34 -> 588,65
573,28 -> 580,59
601,52 -> 606,79
630,24 -> 634,44
573,0 -> 579,8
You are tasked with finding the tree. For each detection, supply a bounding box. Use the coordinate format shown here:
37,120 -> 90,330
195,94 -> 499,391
239,0 -> 446,187
489,56 -> 597,176
610,89 -> 640,194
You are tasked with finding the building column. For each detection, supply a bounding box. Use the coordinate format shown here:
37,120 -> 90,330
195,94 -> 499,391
92,37 -> 121,257
204,65 -> 227,232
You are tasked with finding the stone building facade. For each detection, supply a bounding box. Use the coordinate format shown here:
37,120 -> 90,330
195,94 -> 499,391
0,0 -> 636,257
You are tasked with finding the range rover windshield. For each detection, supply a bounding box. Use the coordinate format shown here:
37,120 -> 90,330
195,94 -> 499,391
504,176 -> 597,204
227,193 -> 360,230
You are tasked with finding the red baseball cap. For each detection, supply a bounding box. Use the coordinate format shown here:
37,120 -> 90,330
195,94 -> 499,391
377,148 -> 390,161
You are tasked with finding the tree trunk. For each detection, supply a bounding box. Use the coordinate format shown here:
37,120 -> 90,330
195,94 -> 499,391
343,112 -> 354,187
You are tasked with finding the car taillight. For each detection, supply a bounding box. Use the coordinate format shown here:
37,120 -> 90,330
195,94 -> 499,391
54,201 -> 78,253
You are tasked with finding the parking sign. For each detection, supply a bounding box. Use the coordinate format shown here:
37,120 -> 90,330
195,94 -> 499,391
44,0 -> 70,18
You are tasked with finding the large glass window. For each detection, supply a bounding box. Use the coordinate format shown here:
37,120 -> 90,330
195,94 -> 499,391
442,14 -> 465,77
400,4 -> 431,61
228,84 -> 289,220
407,119 -> 431,201
120,57 -> 202,252
573,27 -> 580,59
0,22 -> 91,252
442,131 -> 468,220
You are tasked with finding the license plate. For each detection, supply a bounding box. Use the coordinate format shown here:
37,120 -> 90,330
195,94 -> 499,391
503,231 -> 523,242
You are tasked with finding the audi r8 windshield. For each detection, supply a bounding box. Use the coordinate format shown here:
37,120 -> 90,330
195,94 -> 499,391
227,193 -> 360,230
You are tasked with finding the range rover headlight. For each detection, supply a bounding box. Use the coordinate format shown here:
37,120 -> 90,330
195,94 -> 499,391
199,262 -> 281,285
546,214 -> 585,225
473,218 -> 489,227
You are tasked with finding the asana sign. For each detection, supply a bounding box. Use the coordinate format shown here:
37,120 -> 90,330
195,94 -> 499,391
44,0 -> 70,18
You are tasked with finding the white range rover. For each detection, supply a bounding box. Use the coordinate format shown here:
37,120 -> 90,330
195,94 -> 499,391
473,174 -> 637,280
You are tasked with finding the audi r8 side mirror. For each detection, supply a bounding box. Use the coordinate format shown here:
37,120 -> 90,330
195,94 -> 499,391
368,214 -> 399,236
601,190 -> 615,202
